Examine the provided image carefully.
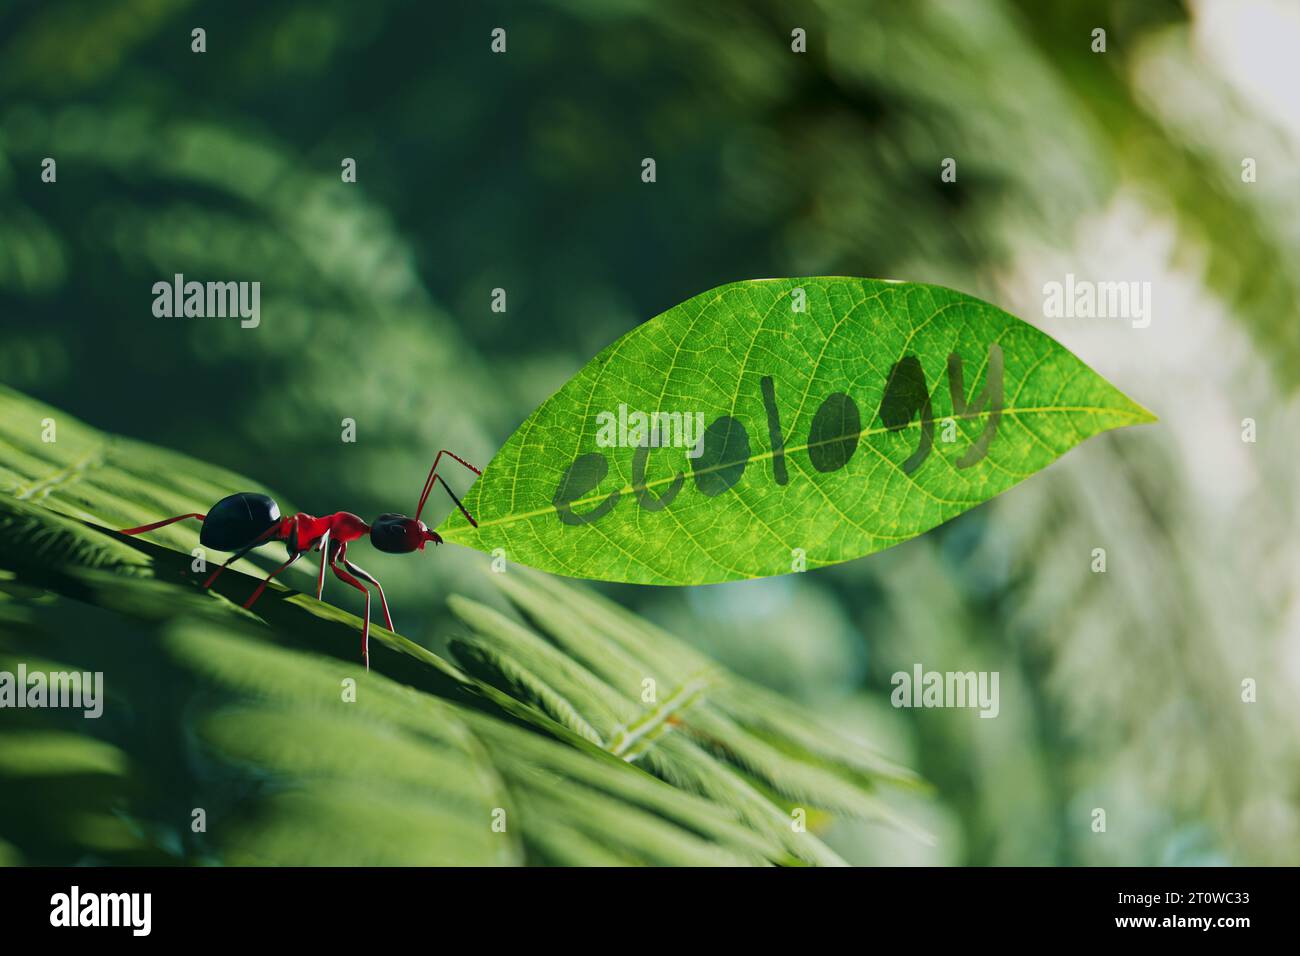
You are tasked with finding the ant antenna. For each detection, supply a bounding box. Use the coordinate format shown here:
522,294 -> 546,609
433,474 -> 478,528
415,449 -> 482,526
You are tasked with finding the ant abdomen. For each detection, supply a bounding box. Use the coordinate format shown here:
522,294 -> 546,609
200,492 -> 281,552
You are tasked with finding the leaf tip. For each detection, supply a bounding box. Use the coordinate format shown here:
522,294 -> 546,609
1130,398 -> 1159,426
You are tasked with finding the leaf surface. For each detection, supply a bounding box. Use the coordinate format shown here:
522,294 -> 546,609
440,278 -> 1154,584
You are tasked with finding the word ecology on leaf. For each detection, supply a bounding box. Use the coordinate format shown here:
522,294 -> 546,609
439,277 -> 1155,585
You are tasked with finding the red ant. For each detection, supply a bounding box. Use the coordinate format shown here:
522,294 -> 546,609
118,450 -> 480,669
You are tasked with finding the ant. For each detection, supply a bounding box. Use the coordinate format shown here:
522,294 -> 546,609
118,450 -> 481,669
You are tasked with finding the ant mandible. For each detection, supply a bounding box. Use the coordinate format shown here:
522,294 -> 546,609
118,450 -> 480,670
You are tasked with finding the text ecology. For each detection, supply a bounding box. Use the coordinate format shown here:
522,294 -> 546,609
552,344 -> 1004,526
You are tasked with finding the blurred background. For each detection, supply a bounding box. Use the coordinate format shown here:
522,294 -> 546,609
1,0 -> 1297,865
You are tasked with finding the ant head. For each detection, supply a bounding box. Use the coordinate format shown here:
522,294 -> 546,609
370,513 -> 441,553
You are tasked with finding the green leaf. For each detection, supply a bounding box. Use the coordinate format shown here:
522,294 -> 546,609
440,277 -> 1154,584
449,567 -> 926,863
0,558 -> 786,866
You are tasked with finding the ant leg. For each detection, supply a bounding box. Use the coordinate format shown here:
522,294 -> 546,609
202,542 -> 259,589
432,474 -> 478,527
201,521 -> 284,589
243,550 -> 304,610
120,513 -> 206,535
330,554 -> 373,670
341,558 -> 394,631
315,529 -> 331,601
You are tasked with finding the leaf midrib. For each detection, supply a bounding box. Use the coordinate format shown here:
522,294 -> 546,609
446,403 -> 1153,536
